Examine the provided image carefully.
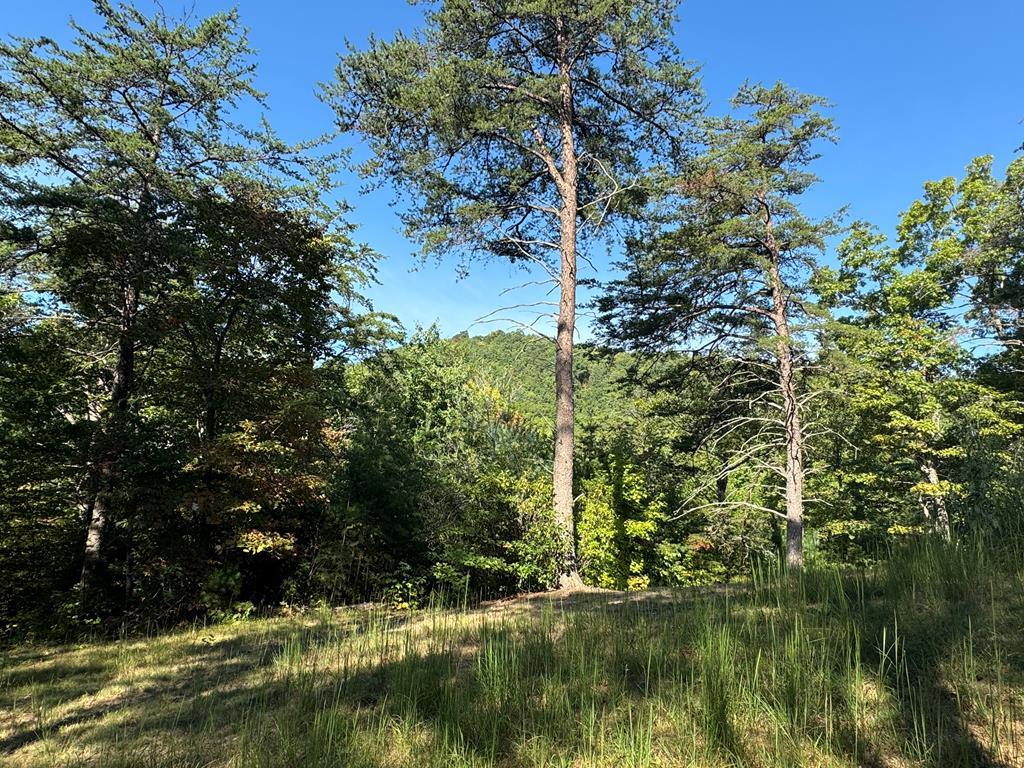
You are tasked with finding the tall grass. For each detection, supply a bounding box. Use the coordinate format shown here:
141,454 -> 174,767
2,535 -> 1021,767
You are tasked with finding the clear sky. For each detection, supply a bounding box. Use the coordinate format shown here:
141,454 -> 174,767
6,1 -> 1023,337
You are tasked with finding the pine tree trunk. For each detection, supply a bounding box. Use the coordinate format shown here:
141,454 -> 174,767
778,342 -> 805,569
764,210 -> 805,569
80,288 -> 137,593
554,214 -> 579,588
553,16 -> 582,589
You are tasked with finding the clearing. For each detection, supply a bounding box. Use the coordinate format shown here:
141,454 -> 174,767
2,541 -> 1022,767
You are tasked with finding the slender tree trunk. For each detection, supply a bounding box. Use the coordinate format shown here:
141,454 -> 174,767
764,211 -> 805,569
201,385 -> 217,443
553,17 -> 582,589
73,396 -> 101,581
921,460 -> 951,540
80,286 -> 137,592
777,329 -> 806,570
200,382 -> 218,504
201,316 -> 234,446
79,488 -> 105,586
554,212 -> 579,587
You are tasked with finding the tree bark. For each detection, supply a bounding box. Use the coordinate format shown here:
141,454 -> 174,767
764,210 -> 805,569
553,16 -> 582,589
921,460 -> 951,541
777,326 -> 806,570
79,491 -> 104,585
80,286 -> 137,593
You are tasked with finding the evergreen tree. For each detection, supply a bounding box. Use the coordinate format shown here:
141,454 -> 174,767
326,0 -> 703,586
601,83 -> 839,567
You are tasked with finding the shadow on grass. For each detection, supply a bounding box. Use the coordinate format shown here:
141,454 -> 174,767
0,616 -> 381,758
860,587 -> 1010,767
1,556 -> 1020,767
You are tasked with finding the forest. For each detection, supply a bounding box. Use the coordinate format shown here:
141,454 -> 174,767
1,1 -> 1023,766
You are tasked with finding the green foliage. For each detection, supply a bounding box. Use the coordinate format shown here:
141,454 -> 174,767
578,462 -> 667,590
0,311 -> 93,632
601,81 -> 839,354
331,330 -> 564,600
327,0 -> 703,269
814,196 -> 1023,539
1,0 -> 1023,645
0,1 -> 381,631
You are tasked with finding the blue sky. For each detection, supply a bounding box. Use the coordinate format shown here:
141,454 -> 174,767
7,1 -> 1023,337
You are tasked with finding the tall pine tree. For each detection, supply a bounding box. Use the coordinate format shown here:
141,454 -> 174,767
326,0 -> 702,586
601,83 -> 838,568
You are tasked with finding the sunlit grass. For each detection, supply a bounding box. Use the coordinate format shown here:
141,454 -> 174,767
2,537 -> 1022,767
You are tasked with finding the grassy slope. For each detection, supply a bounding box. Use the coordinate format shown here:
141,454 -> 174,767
2,539 -> 1023,768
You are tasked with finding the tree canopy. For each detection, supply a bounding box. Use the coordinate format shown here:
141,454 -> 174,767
0,0 -> 1021,636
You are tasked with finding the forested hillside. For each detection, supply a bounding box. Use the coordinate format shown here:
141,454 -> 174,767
453,331 -> 635,435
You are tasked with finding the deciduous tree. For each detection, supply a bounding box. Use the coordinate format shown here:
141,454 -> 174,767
0,1 -> 347,602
